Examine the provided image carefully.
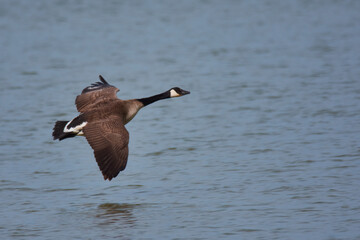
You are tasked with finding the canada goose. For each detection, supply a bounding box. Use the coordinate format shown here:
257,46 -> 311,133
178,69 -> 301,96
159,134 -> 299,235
52,75 -> 190,180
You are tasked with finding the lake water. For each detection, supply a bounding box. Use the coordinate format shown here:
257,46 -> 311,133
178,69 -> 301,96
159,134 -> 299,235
1,0 -> 360,239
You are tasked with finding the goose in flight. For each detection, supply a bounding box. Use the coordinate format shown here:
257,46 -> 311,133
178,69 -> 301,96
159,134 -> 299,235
52,75 -> 190,180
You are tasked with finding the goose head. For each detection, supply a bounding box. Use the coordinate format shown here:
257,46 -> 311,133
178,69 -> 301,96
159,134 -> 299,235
169,87 -> 190,98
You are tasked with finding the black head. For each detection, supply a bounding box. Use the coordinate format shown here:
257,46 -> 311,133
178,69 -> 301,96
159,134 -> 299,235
169,87 -> 190,97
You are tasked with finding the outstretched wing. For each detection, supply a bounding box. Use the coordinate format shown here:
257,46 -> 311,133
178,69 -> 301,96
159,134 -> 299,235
83,118 -> 129,181
75,75 -> 119,113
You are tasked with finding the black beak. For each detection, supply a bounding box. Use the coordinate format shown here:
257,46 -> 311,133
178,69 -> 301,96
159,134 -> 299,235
181,89 -> 190,95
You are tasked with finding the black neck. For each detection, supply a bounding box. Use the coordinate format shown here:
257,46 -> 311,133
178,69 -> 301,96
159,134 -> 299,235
137,91 -> 170,107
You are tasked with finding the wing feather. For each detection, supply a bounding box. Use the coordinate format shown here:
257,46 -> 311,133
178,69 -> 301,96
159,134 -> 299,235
75,75 -> 120,113
83,119 -> 129,181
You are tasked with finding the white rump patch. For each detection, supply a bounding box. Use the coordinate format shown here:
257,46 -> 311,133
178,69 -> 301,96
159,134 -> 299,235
170,89 -> 180,98
64,120 -> 88,134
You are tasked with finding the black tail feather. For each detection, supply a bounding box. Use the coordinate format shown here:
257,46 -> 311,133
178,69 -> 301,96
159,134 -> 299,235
52,120 -> 75,141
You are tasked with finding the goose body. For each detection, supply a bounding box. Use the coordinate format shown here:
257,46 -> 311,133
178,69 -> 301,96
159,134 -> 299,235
52,75 -> 190,180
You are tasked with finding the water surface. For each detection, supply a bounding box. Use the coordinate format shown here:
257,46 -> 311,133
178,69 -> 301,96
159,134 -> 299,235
1,1 -> 360,239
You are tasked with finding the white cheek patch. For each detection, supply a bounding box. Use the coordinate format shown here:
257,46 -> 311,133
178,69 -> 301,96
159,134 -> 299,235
170,89 -> 180,98
64,121 -> 88,133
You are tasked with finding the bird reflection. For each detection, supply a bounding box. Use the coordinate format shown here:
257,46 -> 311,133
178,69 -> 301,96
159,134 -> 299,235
96,203 -> 140,227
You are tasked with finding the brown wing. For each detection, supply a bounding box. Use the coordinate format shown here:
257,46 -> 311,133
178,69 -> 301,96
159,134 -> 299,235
75,76 -> 120,113
83,119 -> 129,181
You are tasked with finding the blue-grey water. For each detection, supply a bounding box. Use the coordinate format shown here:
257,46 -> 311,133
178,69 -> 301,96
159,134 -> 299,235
1,1 -> 360,239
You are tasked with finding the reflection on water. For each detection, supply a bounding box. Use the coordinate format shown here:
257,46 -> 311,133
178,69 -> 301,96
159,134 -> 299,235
96,203 -> 138,227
